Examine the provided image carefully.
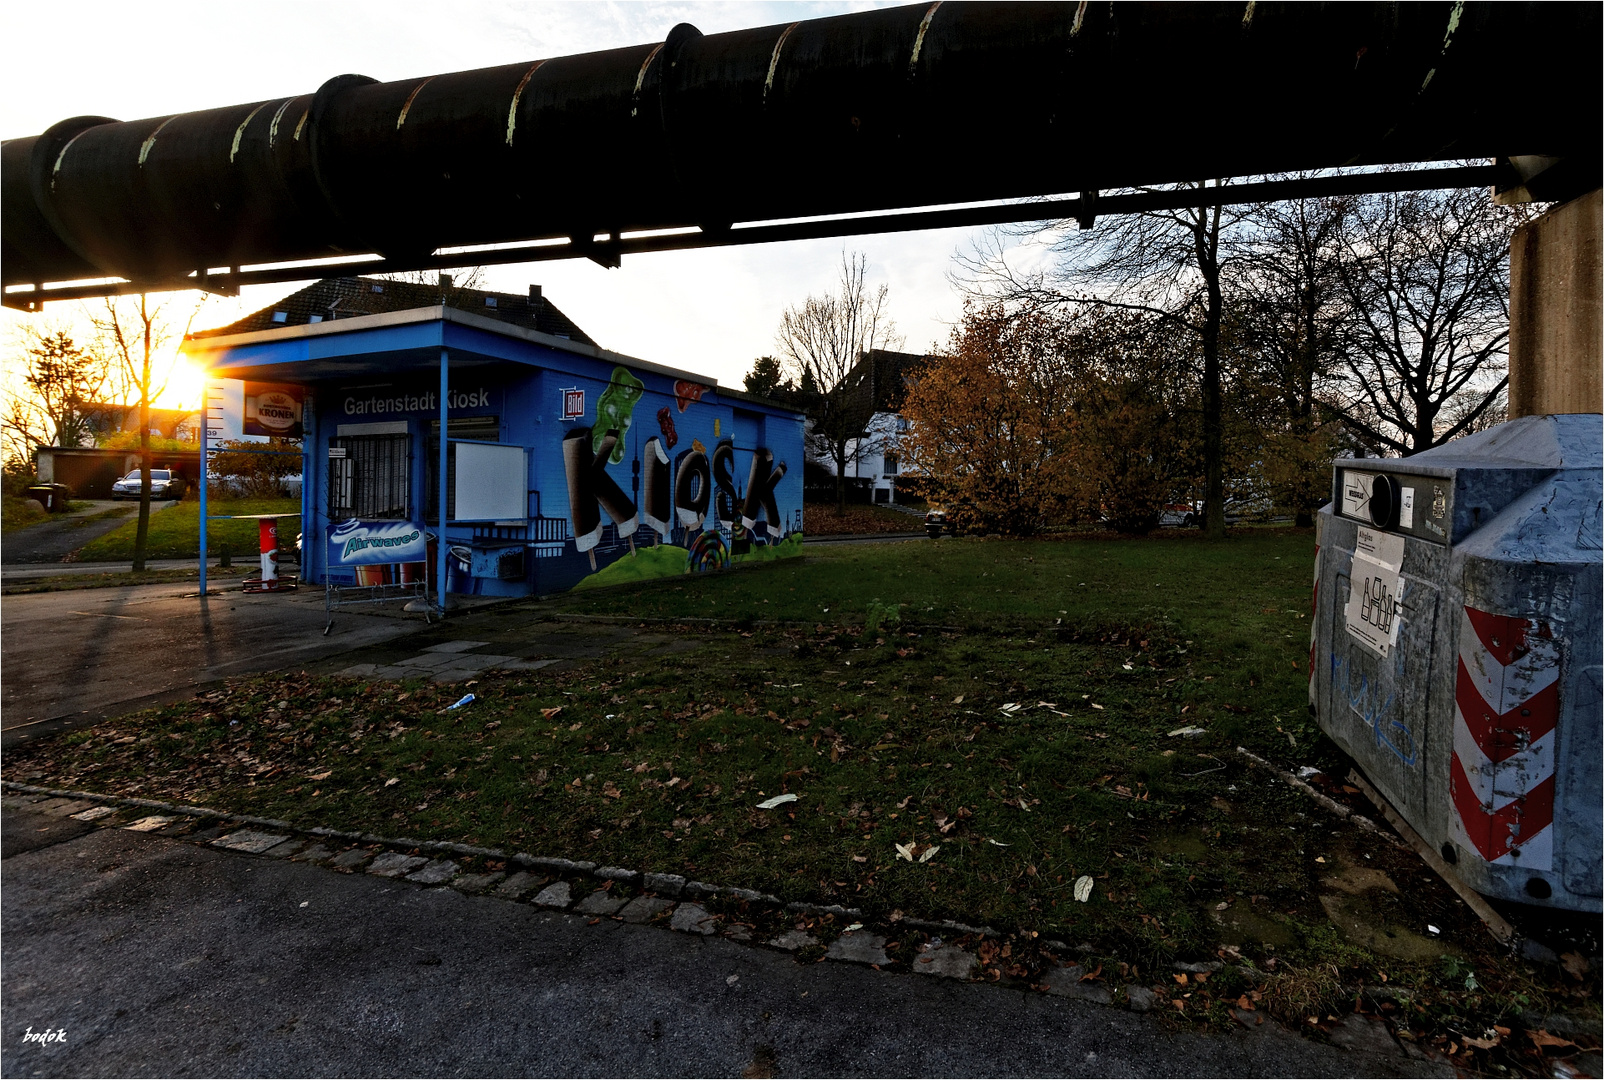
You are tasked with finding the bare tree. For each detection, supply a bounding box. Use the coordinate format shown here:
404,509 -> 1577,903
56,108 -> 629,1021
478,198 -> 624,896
2,324 -> 115,468
776,251 -> 903,513
93,295 -> 200,571
959,182 -> 1247,537
1333,185 -> 1520,455
1230,191 -> 1352,524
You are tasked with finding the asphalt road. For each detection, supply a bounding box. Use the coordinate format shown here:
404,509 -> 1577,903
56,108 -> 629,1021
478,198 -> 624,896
0,583 -> 423,749
0,804 -> 1437,1079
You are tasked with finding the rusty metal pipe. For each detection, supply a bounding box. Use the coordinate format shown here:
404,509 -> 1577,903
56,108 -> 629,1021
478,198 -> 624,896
3,2 -> 1598,293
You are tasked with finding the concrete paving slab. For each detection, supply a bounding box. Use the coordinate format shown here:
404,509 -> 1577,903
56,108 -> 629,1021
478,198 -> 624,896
534,881 -> 573,908
421,641 -> 491,653
825,932 -> 890,966
367,852 -> 429,878
913,944 -> 976,979
406,859 -> 460,885
573,889 -> 628,916
212,830 -> 292,854
619,896 -> 674,923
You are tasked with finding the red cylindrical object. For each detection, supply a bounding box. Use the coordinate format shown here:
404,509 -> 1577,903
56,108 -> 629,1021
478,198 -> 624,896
258,519 -> 278,582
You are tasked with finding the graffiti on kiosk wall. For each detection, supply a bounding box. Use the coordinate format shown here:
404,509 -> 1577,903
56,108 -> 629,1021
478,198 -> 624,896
558,366 -> 801,590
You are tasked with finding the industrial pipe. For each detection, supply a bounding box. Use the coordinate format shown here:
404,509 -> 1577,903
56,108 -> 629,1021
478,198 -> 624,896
4,2 -> 1598,297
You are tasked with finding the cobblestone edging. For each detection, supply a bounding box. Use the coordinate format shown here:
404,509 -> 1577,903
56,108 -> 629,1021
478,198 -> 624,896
0,779 -> 1450,1065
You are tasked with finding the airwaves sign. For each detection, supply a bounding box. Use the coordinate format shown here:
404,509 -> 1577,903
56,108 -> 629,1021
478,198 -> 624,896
326,519 -> 428,566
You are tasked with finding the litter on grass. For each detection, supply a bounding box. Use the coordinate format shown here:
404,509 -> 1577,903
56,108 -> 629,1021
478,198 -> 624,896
447,694 -> 475,710
755,793 -> 799,810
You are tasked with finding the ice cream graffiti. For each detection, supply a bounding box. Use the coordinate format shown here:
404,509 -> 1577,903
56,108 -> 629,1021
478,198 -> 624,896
742,448 -> 788,539
592,367 -> 645,465
712,440 -> 739,530
675,442 -> 711,530
563,426 -> 639,569
641,436 -> 672,543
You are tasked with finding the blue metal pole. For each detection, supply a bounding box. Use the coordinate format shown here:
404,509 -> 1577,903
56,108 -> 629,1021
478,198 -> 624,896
300,389 -> 315,586
199,379 -> 209,595
438,350 -> 449,614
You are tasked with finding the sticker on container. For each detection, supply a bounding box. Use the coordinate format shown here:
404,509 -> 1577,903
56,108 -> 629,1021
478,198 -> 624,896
1344,527 -> 1405,658
1399,487 -> 1415,529
1341,471 -> 1373,520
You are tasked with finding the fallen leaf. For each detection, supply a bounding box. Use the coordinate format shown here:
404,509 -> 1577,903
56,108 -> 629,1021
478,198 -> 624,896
307,770 -> 332,781
896,795 -> 913,810
541,706 -> 563,720
383,777 -> 399,787
952,695 -> 964,704
1090,703 -> 1105,711
1527,1029 -> 1577,1050
918,845 -> 940,864
1561,952 -> 1589,979
1073,875 -> 1094,902
895,842 -> 915,862
986,838 -> 1010,847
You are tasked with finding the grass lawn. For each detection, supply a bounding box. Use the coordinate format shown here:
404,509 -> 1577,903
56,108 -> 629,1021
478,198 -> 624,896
8,529 -> 1593,1058
2,495 -> 51,533
74,497 -> 301,561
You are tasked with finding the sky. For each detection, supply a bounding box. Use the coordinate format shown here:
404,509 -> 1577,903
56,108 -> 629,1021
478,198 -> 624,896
0,1 -> 1026,410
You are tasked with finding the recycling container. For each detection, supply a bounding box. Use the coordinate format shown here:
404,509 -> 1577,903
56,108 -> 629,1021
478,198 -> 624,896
1311,414 -> 1601,912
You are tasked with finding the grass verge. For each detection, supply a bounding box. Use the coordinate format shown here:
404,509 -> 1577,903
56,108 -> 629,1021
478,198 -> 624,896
74,497 -> 300,561
2,565 -> 252,595
6,530 -> 1596,1065
2,495 -> 51,532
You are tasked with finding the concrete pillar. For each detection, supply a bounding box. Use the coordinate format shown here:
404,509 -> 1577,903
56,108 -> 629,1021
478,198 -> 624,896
1508,188 -> 1602,417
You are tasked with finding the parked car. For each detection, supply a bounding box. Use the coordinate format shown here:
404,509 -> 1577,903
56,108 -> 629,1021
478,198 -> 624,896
924,507 -> 950,539
110,468 -> 186,501
1158,503 -> 1200,528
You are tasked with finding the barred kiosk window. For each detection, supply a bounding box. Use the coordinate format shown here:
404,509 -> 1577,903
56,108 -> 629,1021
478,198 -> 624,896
328,434 -> 410,520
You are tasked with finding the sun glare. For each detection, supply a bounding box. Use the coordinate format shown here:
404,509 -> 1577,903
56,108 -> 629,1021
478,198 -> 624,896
156,350 -> 207,412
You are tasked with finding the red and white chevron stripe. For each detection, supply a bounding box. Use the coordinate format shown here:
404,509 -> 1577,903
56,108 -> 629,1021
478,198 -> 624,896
1448,605 -> 1559,869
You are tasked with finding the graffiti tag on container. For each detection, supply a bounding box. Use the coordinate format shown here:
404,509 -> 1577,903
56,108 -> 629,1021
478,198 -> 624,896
1329,649 -> 1418,766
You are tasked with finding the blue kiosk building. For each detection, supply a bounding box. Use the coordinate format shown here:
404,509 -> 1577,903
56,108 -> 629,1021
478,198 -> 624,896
186,276 -> 806,600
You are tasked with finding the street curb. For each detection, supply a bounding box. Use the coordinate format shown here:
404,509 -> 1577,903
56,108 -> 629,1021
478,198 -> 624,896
0,781 -> 1075,983
0,779 -> 1472,1066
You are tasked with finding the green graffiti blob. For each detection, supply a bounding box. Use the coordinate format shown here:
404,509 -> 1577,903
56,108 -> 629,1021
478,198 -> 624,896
593,367 -> 645,464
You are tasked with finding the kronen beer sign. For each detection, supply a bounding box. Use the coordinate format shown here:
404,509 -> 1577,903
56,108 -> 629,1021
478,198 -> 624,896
243,382 -> 305,438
